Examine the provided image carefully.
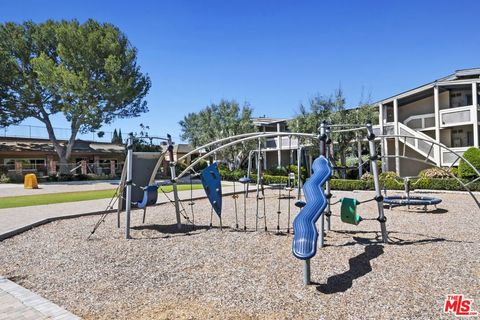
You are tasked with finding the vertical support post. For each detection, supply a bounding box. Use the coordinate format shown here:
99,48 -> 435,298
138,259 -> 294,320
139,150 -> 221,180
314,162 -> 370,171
393,98 -> 400,175
303,259 -> 311,286
434,85 -> 441,165
246,150 -> 253,197
472,82 -> 479,147
325,126 -> 332,231
255,139 -> 262,231
357,133 -> 363,177
318,121 -> 327,248
125,133 -> 133,239
297,146 -> 303,199
168,134 -> 182,230
366,123 -> 388,243
378,103 -> 386,173
277,122 -> 282,167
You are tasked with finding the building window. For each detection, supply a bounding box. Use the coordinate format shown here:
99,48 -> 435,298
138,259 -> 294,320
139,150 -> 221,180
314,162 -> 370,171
3,158 -> 46,171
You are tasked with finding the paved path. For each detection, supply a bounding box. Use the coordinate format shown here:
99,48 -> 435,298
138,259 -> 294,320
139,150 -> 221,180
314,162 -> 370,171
0,180 -> 120,197
0,276 -> 79,320
0,183 -> 257,240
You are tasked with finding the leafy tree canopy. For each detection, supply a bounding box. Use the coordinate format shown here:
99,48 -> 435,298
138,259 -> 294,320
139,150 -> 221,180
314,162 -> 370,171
179,99 -> 255,168
0,19 -> 151,173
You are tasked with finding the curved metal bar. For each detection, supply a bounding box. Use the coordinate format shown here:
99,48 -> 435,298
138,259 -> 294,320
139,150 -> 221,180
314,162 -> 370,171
176,132 -> 262,163
176,132 -> 318,179
329,123 -> 367,128
378,134 -> 480,178
380,154 -> 480,208
330,127 -> 367,134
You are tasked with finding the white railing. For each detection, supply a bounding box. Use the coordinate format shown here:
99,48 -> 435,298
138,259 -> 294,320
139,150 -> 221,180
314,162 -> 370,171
403,113 -> 435,130
397,123 -> 438,163
441,147 -> 470,166
265,136 -> 299,150
439,105 -> 476,127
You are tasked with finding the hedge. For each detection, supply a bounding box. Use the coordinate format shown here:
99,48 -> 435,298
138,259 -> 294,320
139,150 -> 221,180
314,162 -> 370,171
219,168 -> 480,192
458,147 -> 480,179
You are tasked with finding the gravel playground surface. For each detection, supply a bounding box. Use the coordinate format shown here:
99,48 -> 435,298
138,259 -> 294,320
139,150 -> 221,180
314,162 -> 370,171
0,189 -> 479,319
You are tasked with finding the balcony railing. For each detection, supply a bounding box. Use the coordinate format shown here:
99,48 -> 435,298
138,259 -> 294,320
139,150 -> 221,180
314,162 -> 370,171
441,147 -> 470,166
264,136 -> 299,150
403,113 -> 436,130
439,105 -> 477,127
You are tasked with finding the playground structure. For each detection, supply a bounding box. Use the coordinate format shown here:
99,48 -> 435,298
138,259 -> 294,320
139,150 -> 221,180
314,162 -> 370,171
89,120 -> 480,286
383,176 -> 442,211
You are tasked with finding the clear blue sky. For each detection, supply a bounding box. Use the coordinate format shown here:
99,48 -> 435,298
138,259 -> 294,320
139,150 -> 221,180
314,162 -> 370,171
1,0 -> 479,141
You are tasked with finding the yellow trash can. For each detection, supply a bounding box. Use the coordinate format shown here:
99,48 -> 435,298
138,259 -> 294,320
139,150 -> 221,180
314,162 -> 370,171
24,173 -> 38,189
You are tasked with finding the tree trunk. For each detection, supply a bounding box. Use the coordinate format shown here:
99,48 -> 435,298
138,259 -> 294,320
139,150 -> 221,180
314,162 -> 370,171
38,110 -> 79,176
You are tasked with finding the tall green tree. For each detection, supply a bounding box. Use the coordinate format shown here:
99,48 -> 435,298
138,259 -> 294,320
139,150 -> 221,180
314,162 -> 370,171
0,19 -> 151,174
179,99 -> 255,168
118,128 -> 123,144
289,88 -> 378,176
112,129 -> 119,143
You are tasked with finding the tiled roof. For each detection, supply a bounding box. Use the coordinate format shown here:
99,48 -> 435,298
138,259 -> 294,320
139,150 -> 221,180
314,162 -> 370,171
0,137 -> 125,154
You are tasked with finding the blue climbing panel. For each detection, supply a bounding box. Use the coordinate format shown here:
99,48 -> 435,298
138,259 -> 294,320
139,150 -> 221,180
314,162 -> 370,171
292,156 -> 332,260
200,163 -> 222,217
136,184 -> 159,209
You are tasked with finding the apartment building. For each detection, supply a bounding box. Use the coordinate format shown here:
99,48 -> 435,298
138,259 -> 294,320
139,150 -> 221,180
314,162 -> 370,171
252,117 -> 302,169
377,68 -> 480,176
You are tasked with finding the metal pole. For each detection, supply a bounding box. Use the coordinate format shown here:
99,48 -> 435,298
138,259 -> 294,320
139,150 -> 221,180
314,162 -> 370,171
255,139 -> 261,231
325,127 -> 332,231
246,150 -> 254,198
125,134 -> 134,239
297,146 -> 303,200
366,122 -> 388,243
357,133 -> 363,177
318,121 -> 327,248
303,259 -> 311,286
167,134 -> 182,230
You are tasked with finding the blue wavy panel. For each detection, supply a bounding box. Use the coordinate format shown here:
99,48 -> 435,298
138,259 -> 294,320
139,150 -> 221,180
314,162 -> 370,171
200,162 -> 222,217
292,156 -> 332,260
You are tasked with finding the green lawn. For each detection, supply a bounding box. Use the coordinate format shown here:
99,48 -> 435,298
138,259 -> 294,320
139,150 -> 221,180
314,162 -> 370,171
0,184 -> 204,209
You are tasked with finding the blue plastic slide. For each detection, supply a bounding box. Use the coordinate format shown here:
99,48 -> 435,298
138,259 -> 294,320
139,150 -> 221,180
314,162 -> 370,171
200,162 -> 222,217
292,156 -> 332,260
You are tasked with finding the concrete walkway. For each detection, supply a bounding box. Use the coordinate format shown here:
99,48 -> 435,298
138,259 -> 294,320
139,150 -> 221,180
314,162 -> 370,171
0,276 -> 79,319
0,180 -> 120,197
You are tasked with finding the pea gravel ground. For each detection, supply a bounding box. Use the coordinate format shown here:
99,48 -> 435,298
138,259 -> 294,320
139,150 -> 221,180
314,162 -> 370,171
0,189 -> 478,319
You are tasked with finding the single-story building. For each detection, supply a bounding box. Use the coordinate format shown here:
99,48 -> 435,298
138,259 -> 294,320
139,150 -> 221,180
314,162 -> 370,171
0,137 -> 125,177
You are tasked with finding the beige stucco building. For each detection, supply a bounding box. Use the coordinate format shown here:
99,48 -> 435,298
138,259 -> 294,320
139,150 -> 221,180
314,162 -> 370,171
377,68 -> 480,176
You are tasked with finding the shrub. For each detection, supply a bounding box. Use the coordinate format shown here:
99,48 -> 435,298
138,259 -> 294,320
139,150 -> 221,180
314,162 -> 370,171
419,167 -> 452,179
330,179 -> 373,191
379,171 -> 404,190
413,177 -> 480,192
0,174 -> 10,183
288,165 -> 308,182
219,169 -> 247,182
450,167 -> 459,177
196,159 -> 209,170
458,147 -> 480,179
360,172 -> 373,181
266,166 -> 288,176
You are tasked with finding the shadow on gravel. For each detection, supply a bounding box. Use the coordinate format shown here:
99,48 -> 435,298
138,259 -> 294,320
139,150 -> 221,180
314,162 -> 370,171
326,230 -> 467,247
131,223 -> 213,235
316,245 -> 384,294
